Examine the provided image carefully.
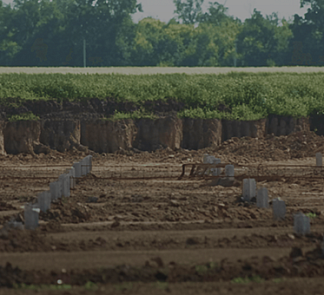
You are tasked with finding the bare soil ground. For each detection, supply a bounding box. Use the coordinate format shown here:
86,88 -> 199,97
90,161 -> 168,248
1,132 -> 324,294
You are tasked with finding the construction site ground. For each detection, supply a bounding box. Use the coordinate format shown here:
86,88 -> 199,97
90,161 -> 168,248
1,132 -> 324,294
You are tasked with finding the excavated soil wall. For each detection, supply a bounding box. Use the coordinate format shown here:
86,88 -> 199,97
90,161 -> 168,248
266,115 -> 310,136
40,119 -> 81,152
3,121 -> 41,155
0,121 -> 6,156
222,119 -> 267,141
310,114 -> 324,135
0,116 -> 312,154
81,119 -> 136,153
134,116 -> 183,151
182,118 -> 222,150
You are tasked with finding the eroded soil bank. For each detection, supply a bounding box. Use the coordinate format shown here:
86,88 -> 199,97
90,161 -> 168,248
0,98 -> 319,154
0,115 -> 314,155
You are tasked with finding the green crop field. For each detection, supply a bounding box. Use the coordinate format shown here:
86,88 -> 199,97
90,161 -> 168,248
1,70 -> 324,120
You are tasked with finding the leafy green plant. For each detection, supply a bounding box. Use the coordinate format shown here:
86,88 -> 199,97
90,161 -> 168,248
195,264 -> 209,275
8,112 -> 39,122
178,107 -> 228,120
84,281 -> 98,290
195,262 -> 219,275
114,282 -> 133,291
250,275 -> 265,283
155,282 -> 169,290
112,110 -> 158,120
1,72 -> 324,120
231,277 -> 250,284
272,278 -> 285,283
305,212 -> 317,218
231,275 -> 264,284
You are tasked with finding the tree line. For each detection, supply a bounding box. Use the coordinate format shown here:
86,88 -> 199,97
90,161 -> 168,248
0,0 -> 323,67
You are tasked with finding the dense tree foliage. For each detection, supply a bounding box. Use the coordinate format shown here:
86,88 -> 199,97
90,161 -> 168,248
236,10 -> 293,66
289,0 -> 324,65
0,0 -> 322,66
173,0 -> 203,24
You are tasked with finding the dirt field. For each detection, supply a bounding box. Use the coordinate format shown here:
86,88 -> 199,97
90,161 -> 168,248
1,132 -> 324,294
1,66 -> 324,75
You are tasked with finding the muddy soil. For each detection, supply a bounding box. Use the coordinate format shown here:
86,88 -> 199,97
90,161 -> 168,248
1,132 -> 324,294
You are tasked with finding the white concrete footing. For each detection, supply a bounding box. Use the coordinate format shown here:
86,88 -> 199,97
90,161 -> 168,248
50,181 -> 61,201
256,187 -> 269,208
203,155 -> 221,176
68,167 -> 76,189
242,179 -> 256,201
294,212 -> 310,235
59,174 -> 70,198
316,152 -> 322,166
21,156 -> 94,231
24,204 -> 40,230
272,198 -> 286,220
37,191 -> 51,212
73,162 -> 81,178
225,165 -> 234,180
81,158 -> 87,176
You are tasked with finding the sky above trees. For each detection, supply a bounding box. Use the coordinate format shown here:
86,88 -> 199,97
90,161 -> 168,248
133,0 -> 308,23
2,0 -> 309,23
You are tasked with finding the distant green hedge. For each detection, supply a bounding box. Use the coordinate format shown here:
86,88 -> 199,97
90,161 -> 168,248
1,72 -> 324,120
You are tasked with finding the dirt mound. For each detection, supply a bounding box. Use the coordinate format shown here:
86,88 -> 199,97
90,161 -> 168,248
215,131 -> 324,162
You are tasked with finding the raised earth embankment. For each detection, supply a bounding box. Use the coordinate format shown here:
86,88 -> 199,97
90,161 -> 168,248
0,114 -> 313,155
0,98 -> 320,155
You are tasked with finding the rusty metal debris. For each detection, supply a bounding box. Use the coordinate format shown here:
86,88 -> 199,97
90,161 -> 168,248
179,163 -> 324,182
179,163 -> 230,179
